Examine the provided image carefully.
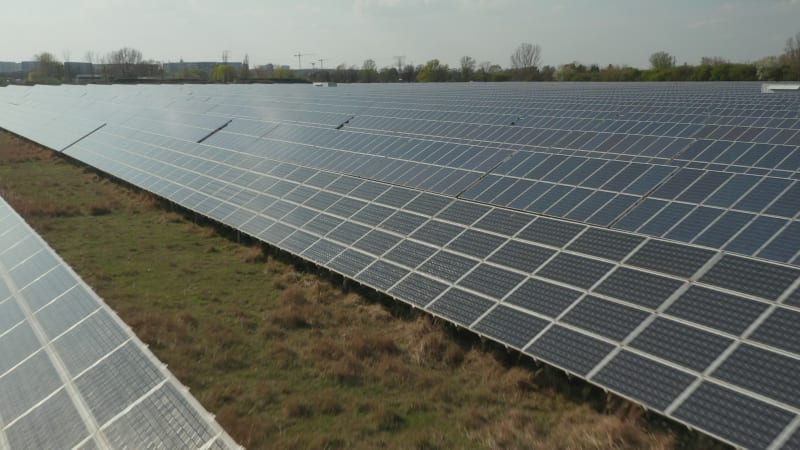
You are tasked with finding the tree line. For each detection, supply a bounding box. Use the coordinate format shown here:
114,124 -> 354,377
310,35 -> 799,83
13,33 -> 800,85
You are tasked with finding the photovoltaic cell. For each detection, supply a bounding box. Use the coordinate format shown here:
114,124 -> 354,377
713,344 -> 800,409
472,305 -> 549,349
488,240 -> 555,273
389,273 -> 448,307
673,382 -> 793,450
473,209 -> 533,235
459,263 -> 526,298
355,260 -> 409,290
749,307 -> 800,355
561,296 -> 649,341
418,250 -> 478,282
666,286 -> 768,336
700,255 -> 799,300
593,267 -> 683,309
626,240 -> 714,278
505,278 -> 582,318
447,229 -> 507,259
526,326 -> 614,376
592,351 -> 696,411
630,318 -> 733,371
5,390 -> 88,450
567,228 -> 644,261
428,288 -> 496,326
537,253 -> 614,289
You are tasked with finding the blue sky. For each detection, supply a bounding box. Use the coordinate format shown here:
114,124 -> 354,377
1,0 -> 798,69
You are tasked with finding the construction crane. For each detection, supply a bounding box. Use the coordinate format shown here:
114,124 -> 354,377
318,58 -> 327,70
293,52 -> 314,70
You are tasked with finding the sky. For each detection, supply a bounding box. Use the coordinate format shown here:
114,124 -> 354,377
1,0 -> 798,70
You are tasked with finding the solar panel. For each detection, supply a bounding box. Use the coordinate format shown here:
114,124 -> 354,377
2,82 -> 800,449
0,195 -> 238,449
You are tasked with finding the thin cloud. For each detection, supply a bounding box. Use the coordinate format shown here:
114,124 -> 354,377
688,18 -> 728,29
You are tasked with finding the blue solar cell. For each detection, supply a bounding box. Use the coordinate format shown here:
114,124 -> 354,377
600,163 -> 648,191
565,190 -> 615,221
764,182 -> 800,218
705,174 -> 760,208
613,198 -> 668,231
580,161 -> 627,189
665,207 -> 723,242
693,211 -> 754,248
724,216 -> 787,255
734,178 -> 792,213
652,169 -> 705,200
585,194 -> 637,226
561,158 -> 606,185
758,222 -> 800,262
638,202 -> 695,236
526,184 -> 572,213
677,171 -> 732,204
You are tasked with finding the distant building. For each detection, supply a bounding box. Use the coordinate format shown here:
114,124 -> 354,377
94,63 -> 162,80
0,61 -> 20,74
162,61 -> 242,78
63,62 -> 94,81
20,61 -> 38,72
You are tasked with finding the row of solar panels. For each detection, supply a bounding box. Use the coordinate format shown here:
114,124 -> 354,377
0,196 -> 239,449
22,82 -> 794,266
1,83 -> 800,449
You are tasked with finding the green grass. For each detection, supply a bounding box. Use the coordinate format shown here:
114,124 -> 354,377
0,131 -> 725,450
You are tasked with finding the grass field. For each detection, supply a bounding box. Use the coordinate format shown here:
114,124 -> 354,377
0,131 -> 724,449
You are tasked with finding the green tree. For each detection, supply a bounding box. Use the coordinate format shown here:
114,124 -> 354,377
272,66 -> 295,79
210,64 -> 236,82
416,59 -> 449,82
755,56 -> 784,81
649,51 -> 676,71
691,64 -> 713,81
28,52 -> 63,84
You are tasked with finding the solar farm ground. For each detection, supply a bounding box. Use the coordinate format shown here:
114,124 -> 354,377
0,130 -> 726,449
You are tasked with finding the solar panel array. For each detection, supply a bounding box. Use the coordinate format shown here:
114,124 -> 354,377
1,82 -> 799,449
0,193 -> 239,449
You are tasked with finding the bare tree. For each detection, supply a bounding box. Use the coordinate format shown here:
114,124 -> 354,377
785,32 -> 800,80
106,47 -> 144,78
361,58 -> 377,82
460,56 -> 476,81
394,55 -> 405,74
108,47 -> 143,66
511,42 -> 541,70
240,54 -> 250,80
62,50 -> 72,82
